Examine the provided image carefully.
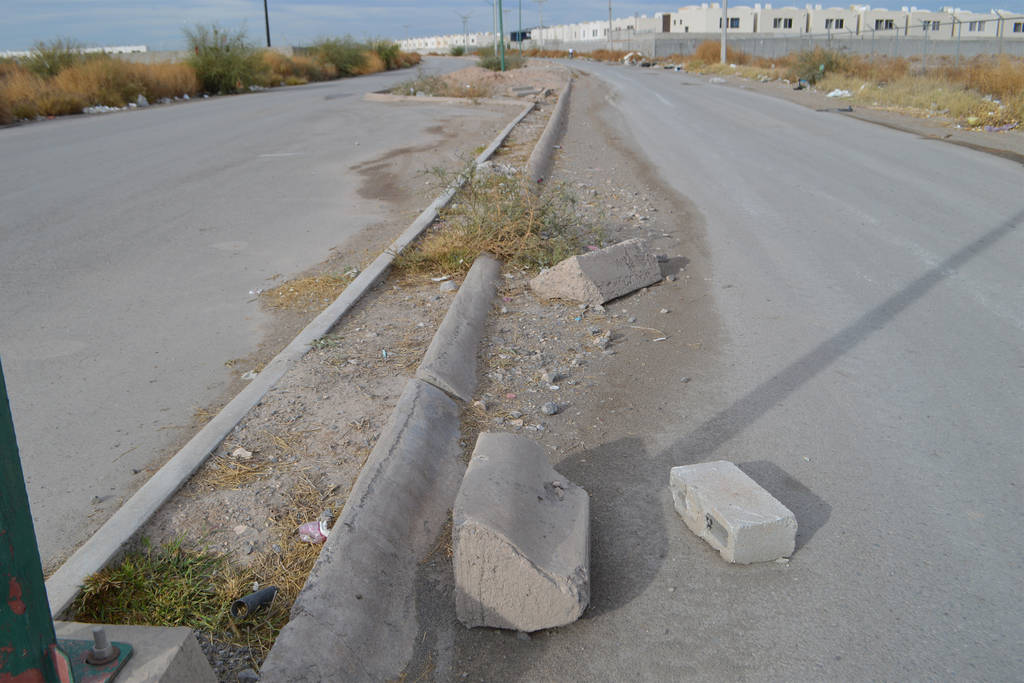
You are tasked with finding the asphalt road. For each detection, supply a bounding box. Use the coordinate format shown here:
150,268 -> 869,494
0,57 -> 507,570
451,64 -> 1023,679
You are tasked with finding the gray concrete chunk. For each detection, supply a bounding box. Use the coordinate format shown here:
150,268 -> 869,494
417,254 -> 501,402
670,461 -> 797,564
454,433 -> 590,632
529,238 -> 661,305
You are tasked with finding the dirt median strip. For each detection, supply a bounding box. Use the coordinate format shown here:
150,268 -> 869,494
261,253 -> 502,681
43,98 -> 537,619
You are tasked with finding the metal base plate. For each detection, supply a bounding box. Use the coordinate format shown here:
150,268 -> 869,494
55,638 -> 133,683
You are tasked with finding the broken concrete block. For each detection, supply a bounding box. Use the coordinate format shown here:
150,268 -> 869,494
454,433 -> 589,632
670,461 -> 796,564
529,238 -> 661,305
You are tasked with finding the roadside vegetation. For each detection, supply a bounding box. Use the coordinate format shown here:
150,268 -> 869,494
421,39 -> 1021,128
73,475 -> 337,664
0,29 -> 421,124
395,165 -> 602,276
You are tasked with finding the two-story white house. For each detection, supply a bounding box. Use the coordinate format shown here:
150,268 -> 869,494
807,6 -> 861,33
758,5 -> 809,33
670,4 -> 759,33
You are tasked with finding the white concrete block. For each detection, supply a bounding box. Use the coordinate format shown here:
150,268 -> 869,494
454,433 -> 590,632
670,461 -> 797,564
529,238 -> 661,305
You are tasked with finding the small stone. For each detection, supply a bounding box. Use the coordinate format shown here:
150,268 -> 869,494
231,447 -> 253,460
659,308 -> 669,314
681,377 -> 691,383
656,253 -> 668,262
593,333 -> 611,349
589,326 -> 602,335
627,316 -> 637,323
508,410 -> 523,419
237,669 -> 259,683
666,274 -> 677,282
541,402 -> 559,416
517,631 -> 531,641
540,370 -> 564,384
440,281 -> 458,293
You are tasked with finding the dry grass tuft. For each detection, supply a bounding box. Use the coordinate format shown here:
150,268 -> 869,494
392,71 -> 494,98
395,169 -> 601,277
74,475 -> 343,663
353,50 -> 387,76
260,272 -> 355,312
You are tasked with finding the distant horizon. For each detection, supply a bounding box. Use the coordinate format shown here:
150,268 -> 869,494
2,1 -> 1022,53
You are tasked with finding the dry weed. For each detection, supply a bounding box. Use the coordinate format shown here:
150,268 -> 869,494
260,272 -> 355,312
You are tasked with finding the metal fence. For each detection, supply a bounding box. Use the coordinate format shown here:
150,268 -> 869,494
529,15 -> 1024,61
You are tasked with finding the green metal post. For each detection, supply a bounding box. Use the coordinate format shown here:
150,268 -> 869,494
498,0 -> 506,71
0,357 -> 59,682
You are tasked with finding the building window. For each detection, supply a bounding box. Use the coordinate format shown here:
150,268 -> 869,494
719,17 -> 739,29
774,18 -> 782,28
784,18 -> 793,28
1014,22 -> 1024,32
836,18 -> 845,28
875,19 -> 896,30
978,21 -> 985,30
932,21 -> 940,30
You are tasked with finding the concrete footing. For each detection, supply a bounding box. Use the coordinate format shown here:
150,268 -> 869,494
670,461 -> 797,564
54,622 -> 215,682
454,433 -> 590,632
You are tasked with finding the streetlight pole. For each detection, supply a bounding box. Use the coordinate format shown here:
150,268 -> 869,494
457,11 -> 472,53
519,0 -> 523,55
608,1 -> 613,52
720,0 -> 728,64
535,0 -> 547,50
263,0 -> 271,47
498,0 -> 506,70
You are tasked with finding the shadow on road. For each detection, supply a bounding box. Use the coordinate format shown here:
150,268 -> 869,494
658,207 -> 1023,464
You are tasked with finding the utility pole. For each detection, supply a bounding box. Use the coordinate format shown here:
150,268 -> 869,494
457,12 -> 472,53
535,0 -> 547,49
263,0 -> 271,47
519,0 -> 523,55
498,0 -> 506,70
720,0 -> 728,64
608,1 -> 613,51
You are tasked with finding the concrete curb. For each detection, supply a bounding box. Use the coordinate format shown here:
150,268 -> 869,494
364,92 -> 528,107
259,379 -> 464,682
416,254 -> 502,402
44,100 -> 536,617
525,78 -> 573,187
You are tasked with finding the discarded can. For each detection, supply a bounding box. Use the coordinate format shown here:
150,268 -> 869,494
297,509 -> 334,543
231,586 -> 278,619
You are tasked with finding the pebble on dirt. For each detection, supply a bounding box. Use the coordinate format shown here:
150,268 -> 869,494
542,402 -> 560,416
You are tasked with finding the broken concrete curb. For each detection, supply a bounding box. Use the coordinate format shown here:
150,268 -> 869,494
670,461 -> 797,564
526,78 -> 573,187
416,254 -> 502,402
454,433 -> 590,632
43,99 -> 535,618
530,238 -> 662,305
259,379 -> 464,682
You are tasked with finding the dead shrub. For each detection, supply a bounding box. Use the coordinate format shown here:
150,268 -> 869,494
352,50 -> 386,75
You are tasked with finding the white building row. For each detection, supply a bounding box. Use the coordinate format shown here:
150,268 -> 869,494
667,5 -> 1023,38
0,45 -> 147,59
400,6 -> 1024,51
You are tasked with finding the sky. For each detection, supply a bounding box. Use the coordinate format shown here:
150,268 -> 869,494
2,1 -> 1022,52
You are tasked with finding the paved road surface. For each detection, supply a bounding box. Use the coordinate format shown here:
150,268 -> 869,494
0,57 -> 507,570
451,64 -> 1023,679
